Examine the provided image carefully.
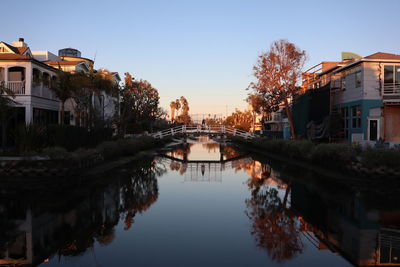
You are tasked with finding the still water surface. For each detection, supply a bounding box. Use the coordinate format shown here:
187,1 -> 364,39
1,136 -> 399,266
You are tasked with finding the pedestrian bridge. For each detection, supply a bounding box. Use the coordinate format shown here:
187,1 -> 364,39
150,125 -> 255,139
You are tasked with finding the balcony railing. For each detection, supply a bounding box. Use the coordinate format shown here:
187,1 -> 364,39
383,83 -> 400,96
265,114 -> 281,123
6,81 -> 25,94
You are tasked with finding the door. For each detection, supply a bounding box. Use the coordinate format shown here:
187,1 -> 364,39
369,119 -> 378,141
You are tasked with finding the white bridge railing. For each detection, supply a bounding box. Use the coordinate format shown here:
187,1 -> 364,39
150,125 -> 255,139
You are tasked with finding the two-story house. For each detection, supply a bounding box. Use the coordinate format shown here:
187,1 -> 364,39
0,38 -> 60,125
303,52 -> 400,145
1,38 -> 121,128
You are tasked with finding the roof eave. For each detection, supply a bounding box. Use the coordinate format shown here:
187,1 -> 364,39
334,58 -> 400,73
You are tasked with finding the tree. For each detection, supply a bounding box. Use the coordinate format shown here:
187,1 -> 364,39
120,73 -> 160,134
247,39 -> 306,139
170,101 -> 176,122
175,96 -> 191,125
68,71 -> 92,127
174,99 -> 181,117
245,172 -> 302,263
0,84 -> 17,150
63,69 -> 118,128
224,109 -> 253,131
93,69 -> 120,127
50,71 -> 75,125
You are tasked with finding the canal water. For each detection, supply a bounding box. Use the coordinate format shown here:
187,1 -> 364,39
0,136 -> 399,266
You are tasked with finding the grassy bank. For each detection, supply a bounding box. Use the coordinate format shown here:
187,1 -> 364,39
237,138 -> 400,177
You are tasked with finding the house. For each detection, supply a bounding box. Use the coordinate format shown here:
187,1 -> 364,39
0,38 -> 60,125
0,38 -> 121,128
299,52 -> 400,146
94,68 -> 121,127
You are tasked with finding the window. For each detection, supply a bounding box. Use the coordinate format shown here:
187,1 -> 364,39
384,65 -> 400,86
341,107 -> 349,138
355,71 -> 362,88
33,108 -> 59,126
351,105 -> 361,128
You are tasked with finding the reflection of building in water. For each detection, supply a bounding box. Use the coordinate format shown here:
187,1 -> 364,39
244,160 -> 400,266
0,161 -> 159,266
0,184 -> 120,266
291,182 -> 400,266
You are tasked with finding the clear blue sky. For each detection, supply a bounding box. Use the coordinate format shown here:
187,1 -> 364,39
3,0 -> 400,116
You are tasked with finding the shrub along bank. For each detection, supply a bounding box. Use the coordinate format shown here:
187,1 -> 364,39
43,136 -> 164,161
0,136 -> 165,177
242,138 -> 400,176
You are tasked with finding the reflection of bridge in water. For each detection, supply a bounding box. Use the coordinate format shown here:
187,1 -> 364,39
159,154 -> 252,183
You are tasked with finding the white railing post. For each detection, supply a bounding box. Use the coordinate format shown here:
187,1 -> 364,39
171,128 -> 174,136
158,132 -> 162,139
197,125 -> 200,133
233,129 -> 236,136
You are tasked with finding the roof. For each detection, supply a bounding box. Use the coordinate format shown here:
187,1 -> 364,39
44,60 -> 84,65
333,52 -> 400,73
0,42 -> 30,55
364,52 -> 400,60
16,47 -> 29,55
60,56 -> 94,64
0,54 -> 30,60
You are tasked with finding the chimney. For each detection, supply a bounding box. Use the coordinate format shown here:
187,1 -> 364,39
12,37 -> 28,47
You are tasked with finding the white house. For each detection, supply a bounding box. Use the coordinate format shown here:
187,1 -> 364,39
1,38 -> 121,127
0,38 -> 60,125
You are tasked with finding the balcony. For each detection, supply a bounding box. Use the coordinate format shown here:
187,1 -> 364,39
383,84 -> 400,100
265,113 -> 281,123
6,81 -> 25,95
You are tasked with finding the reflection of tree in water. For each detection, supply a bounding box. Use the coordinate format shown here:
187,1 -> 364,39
0,159 -> 162,264
202,142 -> 219,152
245,164 -> 303,263
223,146 -> 241,159
170,143 -> 191,162
120,160 -> 161,230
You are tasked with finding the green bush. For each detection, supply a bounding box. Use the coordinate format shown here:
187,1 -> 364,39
360,148 -> 400,170
42,146 -> 71,160
16,124 -> 47,152
284,140 -> 314,159
252,138 -> 286,154
311,143 -> 356,168
251,138 -> 314,159
47,125 -> 112,151
96,136 -> 158,160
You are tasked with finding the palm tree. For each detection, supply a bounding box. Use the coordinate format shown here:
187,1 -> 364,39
170,101 -> 176,122
180,96 -> 189,114
174,99 -> 181,117
0,83 -> 17,150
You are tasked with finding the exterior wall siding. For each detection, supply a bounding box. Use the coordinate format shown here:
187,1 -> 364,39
334,99 -> 382,142
362,62 -> 382,100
